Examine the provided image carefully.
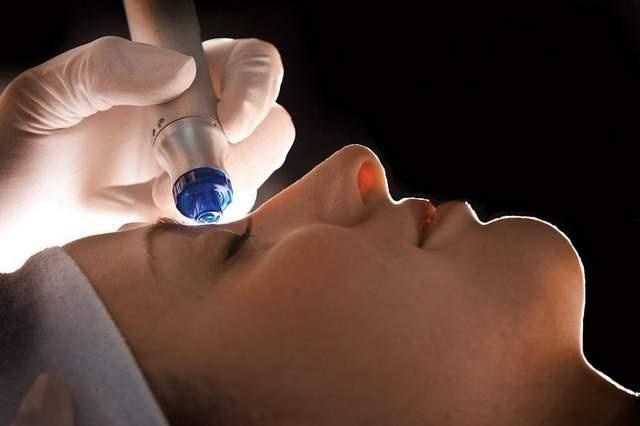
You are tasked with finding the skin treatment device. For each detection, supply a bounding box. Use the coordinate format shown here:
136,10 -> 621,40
123,0 -> 234,224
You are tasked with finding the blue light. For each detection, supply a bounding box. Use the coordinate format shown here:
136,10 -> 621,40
172,167 -> 233,223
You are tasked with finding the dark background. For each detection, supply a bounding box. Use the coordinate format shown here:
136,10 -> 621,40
1,0 -> 638,390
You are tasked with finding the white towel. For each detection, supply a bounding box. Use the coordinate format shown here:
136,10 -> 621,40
0,246 -> 168,426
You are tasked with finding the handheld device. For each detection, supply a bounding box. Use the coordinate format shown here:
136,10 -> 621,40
123,0 -> 233,224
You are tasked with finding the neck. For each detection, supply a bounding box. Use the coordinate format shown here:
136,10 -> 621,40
513,354 -> 639,426
573,359 -> 638,426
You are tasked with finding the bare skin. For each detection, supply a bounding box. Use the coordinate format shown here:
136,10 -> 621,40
64,144 -> 638,425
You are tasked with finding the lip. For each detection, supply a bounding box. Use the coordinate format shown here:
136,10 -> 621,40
417,199 -> 437,246
419,200 -> 471,246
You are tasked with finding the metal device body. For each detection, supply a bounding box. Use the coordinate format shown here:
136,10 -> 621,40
123,0 -> 233,223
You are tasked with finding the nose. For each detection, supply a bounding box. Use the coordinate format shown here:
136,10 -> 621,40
251,144 -> 441,249
252,144 -> 393,229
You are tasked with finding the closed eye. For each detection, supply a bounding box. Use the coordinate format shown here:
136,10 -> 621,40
144,216 -> 254,267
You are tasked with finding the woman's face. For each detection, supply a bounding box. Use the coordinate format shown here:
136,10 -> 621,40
64,144 -> 586,424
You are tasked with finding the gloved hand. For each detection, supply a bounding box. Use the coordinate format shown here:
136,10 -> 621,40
12,375 -> 74,426
0,36 -> 294,270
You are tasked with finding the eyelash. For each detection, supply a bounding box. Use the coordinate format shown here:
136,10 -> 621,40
152,216 -> 253,261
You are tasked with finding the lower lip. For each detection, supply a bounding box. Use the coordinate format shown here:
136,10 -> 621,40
418,201 -> 437,246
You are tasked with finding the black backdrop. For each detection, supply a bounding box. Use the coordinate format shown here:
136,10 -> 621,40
1,0 -> 638,391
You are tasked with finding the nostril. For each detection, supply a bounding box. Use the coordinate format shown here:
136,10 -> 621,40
357,161 -> 376,203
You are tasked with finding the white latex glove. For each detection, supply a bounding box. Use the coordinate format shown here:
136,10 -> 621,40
12,375 -> 74,426
0,36 -> 294,271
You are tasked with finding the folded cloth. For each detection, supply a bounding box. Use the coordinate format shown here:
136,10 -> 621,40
0,247 -> 168,426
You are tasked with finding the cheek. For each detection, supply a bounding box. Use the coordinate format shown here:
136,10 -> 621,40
247,228 -> 390,321
217,231 -> 474,366
221,226 -> 509,357
190,231 -> 448,391
229,232 -> 548,411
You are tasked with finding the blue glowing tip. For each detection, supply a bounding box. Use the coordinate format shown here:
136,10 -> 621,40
172,167 -> 233,224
